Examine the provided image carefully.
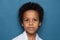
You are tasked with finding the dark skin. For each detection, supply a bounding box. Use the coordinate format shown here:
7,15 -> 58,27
22,10 -> 41,40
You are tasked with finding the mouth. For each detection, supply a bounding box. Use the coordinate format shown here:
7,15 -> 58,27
27,27 -> 35,31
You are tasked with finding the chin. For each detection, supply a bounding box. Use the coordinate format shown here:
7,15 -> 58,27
27,31 -> 36,34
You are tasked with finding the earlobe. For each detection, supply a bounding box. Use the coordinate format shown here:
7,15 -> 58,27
39,23 -> 41,26
22,24 -> 23,26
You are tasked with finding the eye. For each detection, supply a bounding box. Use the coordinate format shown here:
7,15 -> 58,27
23,19 -> 29,21
34,19 -> 38,21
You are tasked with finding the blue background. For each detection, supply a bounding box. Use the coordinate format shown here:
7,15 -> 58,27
0,0 -> 60,40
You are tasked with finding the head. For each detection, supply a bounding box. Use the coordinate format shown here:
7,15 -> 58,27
18,2 -> 44,34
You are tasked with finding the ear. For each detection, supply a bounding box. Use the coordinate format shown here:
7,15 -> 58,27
39,23 -> 41,26
22,24 -> 24,26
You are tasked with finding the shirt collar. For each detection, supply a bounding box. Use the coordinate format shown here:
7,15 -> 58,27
22,31 -> 28,40
22,31 -> 42,40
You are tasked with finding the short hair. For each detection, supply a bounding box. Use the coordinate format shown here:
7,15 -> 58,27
18,2 -> 44,24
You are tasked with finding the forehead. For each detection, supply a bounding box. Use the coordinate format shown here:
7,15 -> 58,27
23,10 -> 39,18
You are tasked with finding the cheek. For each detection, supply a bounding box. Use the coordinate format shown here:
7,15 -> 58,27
34,22 -> 40,29
23,22 -> 28,28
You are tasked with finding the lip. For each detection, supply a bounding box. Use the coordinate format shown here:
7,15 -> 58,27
27,27 -> 34,30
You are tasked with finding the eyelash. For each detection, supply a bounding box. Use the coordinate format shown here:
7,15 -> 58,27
34,19 -> 38,21
24,19 -> 38,21
24,19 -> 29,21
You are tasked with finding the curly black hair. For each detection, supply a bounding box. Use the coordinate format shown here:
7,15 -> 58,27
18,2 -> 44,24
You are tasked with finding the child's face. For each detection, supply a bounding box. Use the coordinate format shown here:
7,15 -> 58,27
22,10 -> 41,34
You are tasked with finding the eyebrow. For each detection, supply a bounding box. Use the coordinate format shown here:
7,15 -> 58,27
23,17 -> 39,19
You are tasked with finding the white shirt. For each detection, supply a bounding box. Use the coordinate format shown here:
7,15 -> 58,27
12,31 -> 42,40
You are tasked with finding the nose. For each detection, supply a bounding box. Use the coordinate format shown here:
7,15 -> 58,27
29,20 -> 33,25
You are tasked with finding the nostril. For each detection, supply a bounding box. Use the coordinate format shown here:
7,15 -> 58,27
29,21 -> 33,25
